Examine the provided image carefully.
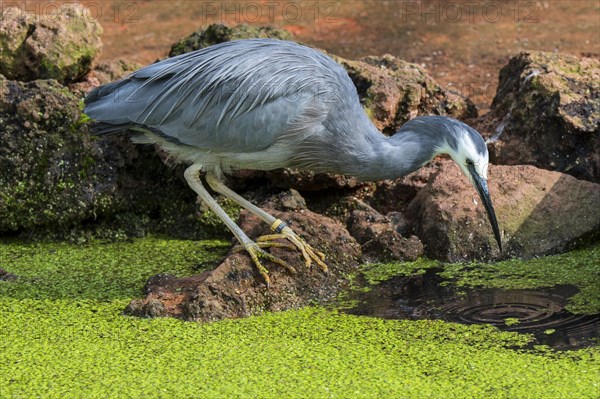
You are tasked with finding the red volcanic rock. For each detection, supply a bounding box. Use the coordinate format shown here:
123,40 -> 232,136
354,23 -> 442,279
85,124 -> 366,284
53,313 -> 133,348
407,160 -> 600,261
126,206 -> 361,321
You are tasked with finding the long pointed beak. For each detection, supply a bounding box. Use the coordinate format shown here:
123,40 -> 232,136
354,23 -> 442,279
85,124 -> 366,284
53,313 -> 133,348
468,165 -> 502,252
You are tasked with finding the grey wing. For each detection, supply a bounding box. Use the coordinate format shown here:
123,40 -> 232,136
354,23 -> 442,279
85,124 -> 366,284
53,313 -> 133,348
84,39 -> 343,152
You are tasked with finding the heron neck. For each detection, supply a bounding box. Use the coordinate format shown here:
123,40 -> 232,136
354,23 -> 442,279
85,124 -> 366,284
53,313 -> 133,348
362,127 -> 439,180
322,110 -> 443,180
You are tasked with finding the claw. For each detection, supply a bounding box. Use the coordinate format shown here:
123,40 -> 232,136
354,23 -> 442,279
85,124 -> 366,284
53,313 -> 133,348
241,242 -> 298,286
246,246 -> 271,287
233,221 -> 327,286
256,225 -> 328,273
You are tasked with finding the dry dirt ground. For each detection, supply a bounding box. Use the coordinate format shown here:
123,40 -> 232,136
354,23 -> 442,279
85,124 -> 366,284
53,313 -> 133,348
22,0 -> 598,114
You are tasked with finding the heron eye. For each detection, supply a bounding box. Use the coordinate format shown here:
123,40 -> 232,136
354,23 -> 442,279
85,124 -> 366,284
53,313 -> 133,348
466,158 -> 475,166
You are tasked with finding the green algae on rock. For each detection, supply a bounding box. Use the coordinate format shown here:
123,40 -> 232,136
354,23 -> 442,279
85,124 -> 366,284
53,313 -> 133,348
0,77 -> 115,232
0,74 -> 236,240
0,5 -> 103,84
169,23 -> 293,57
481,51 -> 600,183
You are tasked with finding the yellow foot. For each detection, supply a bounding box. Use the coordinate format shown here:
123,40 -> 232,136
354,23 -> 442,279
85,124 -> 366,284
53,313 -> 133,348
257,221 -> 328,273
233,242 -> 297,287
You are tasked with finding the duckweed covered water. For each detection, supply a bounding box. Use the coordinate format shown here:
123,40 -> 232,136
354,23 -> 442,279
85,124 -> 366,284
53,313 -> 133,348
353,243 -> 600,350
361,242 -> 600,314
1,238 -> 599,398
0,237 -> 230,300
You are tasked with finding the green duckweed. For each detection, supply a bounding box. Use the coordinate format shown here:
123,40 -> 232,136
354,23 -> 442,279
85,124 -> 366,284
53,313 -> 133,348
1,238 -> 599,398
0,237 -> 230,300
361,257 -> 439,285
360,242 -> 600,314
440,242 -> 600,314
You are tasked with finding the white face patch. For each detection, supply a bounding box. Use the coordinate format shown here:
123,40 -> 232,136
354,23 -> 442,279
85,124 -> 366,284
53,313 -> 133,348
446,131 -> 490,182
480,159 -> 489,180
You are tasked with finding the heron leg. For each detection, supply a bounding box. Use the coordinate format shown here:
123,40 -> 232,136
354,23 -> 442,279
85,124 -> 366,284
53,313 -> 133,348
184,164 -> 295,286
205,172 -> 328,273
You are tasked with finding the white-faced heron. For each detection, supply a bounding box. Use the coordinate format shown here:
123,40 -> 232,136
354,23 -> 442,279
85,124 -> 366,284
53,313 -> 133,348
85,39 -> 502,285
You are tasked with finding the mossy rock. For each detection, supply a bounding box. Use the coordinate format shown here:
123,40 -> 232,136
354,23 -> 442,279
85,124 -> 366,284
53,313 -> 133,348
0,5 -> 103,84
0,76 -> 230,240
169,23 -> 292,57
484,51 -> 600,182
0,77 -> 113,231
336,55 -> 477,133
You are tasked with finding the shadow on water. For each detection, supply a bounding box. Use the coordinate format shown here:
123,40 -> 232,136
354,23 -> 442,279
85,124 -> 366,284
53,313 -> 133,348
346,269 -> 600,350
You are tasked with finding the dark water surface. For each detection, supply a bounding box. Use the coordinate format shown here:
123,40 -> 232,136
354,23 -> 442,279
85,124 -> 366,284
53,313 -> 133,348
348,269 -> 600,350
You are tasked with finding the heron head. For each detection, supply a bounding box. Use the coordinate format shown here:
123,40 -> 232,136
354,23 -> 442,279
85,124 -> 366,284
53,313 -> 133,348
427,117 -> 502,252
445,125 -> 490,187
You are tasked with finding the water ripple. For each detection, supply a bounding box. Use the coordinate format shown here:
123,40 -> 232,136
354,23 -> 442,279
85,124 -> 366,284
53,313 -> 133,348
348,270 -> 600,350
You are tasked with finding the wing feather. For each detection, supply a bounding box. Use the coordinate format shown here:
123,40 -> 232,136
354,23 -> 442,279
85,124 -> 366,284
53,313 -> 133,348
85,39 -> 348,152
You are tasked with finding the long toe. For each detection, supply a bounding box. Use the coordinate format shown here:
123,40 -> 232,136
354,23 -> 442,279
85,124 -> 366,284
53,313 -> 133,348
233,241 -> 296,253
256,228 -> 328,273
244,242 -> 297,286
